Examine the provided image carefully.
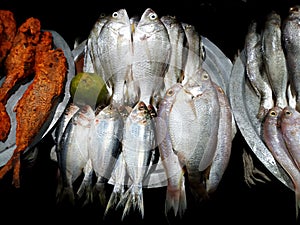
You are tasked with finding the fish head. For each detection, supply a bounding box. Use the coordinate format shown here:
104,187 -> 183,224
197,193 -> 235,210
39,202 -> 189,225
183,69 -> 212,97
105,9 -> 131,36
281,106 -> 297,124
75,105 -> 95,127
265,106 -> 283,127
136,8 -> 166,38
130,101 -> 151,122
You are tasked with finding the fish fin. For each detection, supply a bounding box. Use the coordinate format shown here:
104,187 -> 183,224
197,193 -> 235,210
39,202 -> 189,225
121,185 -> 144,221
94,181 -> 107,207
165,172 -> 187,218
56,186 -> 76,206
104,186 -> 123,217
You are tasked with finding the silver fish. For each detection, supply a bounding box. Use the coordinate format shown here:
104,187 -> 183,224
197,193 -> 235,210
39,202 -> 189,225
181,22 -> 205,86
84,13 -> 108,76
88,103 -> 123,206
156,83 -> 187,217
282,5 -> 300,112
168,69 -> 220,201
206,83 -> 232,193
132,8 -> 171,105
280,106 -> 300,170
56,105 -> 95,205
245,20 -> 273,120
97,9 -> 132,106
262,106 -> 300,219
120,101 -> 156,219
261,11 -> 288,109
160,15 -> 187,91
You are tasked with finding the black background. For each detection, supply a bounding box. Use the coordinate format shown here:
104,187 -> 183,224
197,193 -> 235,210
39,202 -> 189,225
0,0 -> 299,224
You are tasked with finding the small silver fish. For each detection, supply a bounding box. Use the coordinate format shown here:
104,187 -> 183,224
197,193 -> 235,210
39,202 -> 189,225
282,5 -> 300,112
156,83 -> 187,217
120,101 -> 156,219
88,103 -> 123,206
132,8 -> 171,105
56,105 -> 95,205
261,11 -> 288,109
206,83 -> 232,193
244,20 -> 273,120
97,9 -> 132,106
160,15 -> 187,91
181,23 -> 205,86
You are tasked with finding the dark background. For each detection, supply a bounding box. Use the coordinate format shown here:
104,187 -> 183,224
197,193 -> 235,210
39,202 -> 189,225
0,0 -> 299,224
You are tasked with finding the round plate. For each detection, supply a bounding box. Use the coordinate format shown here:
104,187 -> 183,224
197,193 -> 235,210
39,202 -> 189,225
229,50 -> 294,190
0,30 -> 75,167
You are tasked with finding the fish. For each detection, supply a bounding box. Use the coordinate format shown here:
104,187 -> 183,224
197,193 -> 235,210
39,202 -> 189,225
168,68 -> 220,201
181,22 -> 205,86
160,15 -> 187,91
244,20 -> 273,120
280,106 -> 300,170
262,106 -> 300,219
206,83 -> 233,193
97,9 -> 132,106
282,5 -> 300,112
261,11 -> 288,109
83,13 -> 113,98
119,101 -> 156,219
56,105 -> 95,205
132,8 -> 171,106
156,83 -> 187,217
88,103 -> 123,206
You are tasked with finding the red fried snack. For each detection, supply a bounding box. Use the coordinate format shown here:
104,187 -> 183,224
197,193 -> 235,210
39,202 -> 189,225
0,10 -> 17,65
0,47 -> 67,187
0,17 -> 41,142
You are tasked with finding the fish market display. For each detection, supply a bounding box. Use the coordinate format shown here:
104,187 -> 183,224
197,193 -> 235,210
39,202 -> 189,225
0,10 -> 74,187
230,5 -> 300,220
54,7 -> 234,221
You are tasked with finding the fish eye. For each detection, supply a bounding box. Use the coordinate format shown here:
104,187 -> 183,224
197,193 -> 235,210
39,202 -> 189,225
149,13 -> 157,20
202,72 -> 209,80
167,89 -> 174,96
284,110 -> 292,116
270,110 -> 277,116
112,12 -> 119,18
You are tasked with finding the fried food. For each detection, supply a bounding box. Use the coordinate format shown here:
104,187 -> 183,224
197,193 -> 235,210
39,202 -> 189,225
0,10 -> 17,66
0,17 -> 41,142
0,46 -> 67,187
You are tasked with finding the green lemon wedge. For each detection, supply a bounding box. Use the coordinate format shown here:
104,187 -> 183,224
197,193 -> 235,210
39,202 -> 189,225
70,72 -> 109,107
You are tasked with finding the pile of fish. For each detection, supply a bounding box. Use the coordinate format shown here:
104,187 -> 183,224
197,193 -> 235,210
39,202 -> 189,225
243,5 -> 300,219
53,8 -> 234,220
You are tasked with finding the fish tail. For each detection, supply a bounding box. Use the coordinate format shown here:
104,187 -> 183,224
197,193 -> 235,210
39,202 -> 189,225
165,172 -> 187,218
56,186 -> 75,206
94,182 -> 107,207
121,185 -> 144,221
104,188 -> 122,216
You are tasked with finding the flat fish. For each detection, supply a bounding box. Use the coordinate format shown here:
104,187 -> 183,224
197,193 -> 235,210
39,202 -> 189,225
282,5 -> 300,112
120,101 -> 156,219
262,106 -> 300,219
132,8 -> 171,105
56,105 -> 95,205
244,20 -> 273,120
280,106 -> 300,170
97,9 -> 132,106
261,11 -> 288,109
156,83 -> 187,217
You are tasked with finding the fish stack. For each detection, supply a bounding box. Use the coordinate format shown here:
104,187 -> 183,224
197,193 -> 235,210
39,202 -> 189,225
54,8 -> 234,221
243,5 -> 300,220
